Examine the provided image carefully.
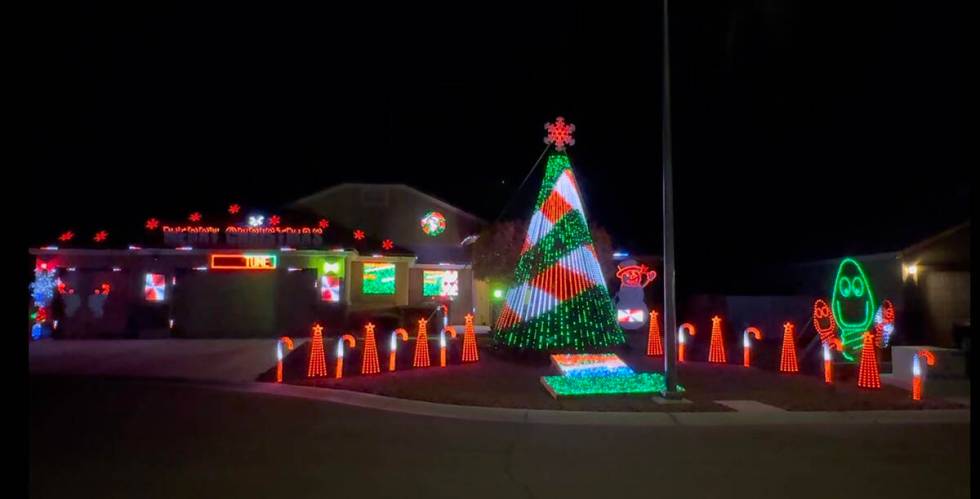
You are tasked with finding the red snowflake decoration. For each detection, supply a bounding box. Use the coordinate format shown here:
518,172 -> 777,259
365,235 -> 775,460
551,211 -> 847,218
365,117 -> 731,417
544,116 -> 576,151
269,215 -> 281,226
228,204 -> 241,214
145,218 -> 160,230
318,218 -> 329,229
93,230 -> 109,243
58,231 -> 74,242
382,239 -> 394,250
353,229 -> 365,240
189,212 -> 202,222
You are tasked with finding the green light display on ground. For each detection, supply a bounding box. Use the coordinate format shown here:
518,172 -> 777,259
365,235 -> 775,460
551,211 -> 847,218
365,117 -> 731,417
540,373 -> 679,397
363,263 -> 396,295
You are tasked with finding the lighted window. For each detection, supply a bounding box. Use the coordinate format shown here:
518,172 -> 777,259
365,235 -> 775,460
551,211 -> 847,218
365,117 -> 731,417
144,273 -> 166,302
362,263 -> 396,295
320,275 -> 341,302
423,270 -> 459,297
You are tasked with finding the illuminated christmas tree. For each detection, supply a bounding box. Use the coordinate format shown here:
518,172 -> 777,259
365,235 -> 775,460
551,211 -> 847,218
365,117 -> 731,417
493,117 -> 624,353
413,318 -> 431,368
856,332 -> 881,389
461,313 -> 479,362
361,323 -> 381,375
779,322 -> 799,373
646,310 -> 663,356
307,323 -> 327,377
708,316 -> 727,363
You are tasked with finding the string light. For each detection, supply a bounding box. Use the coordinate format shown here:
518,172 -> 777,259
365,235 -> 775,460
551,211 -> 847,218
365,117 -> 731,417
540,353 -> 679,397
645,310 -> 664,356
93,230 -> 108,242
493,149 -> 624,352
189,212 -> 202,222
145,218 -> 159,230
873,299 -> 896,349
831,258 -> 876,361
307,323 -> 327,378
58,231 -> 74,242
361,323 -> 381,375
335,334 -> 356,379
461,314 -> 479,362
420,211 -> 447,237
439,326 -> 457,367
708,315 -> 727,363
277,336 -> 294,383
413,319 -> 431,368
812,299 -> 837,345
353,229 -> 365,240
743,326 -> 762,367
389,328 -> 409,371
856,332 -> 880,389
912,350 -> 936,401
678,323 -> 695,362
228,204 -> 241,214
779,322 -> 799,373
543,116 -> 576,151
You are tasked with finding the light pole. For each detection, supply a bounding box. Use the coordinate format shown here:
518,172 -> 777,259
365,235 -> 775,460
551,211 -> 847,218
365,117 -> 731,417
661,0 -> 681,398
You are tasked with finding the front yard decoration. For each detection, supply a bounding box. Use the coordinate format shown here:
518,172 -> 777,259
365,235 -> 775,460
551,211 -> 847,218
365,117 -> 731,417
822,338 -> 843,384
856,332 -> 881,389
461,314 -> 479,362
779,322 -> 799,373
307,323 -> 328,378
646,309 -> 663,356
743,326 -> 762,367
335,334 -> 356,379
540,353 -> 670,398
912,349 -> 936,401
277,336 -> 294,383
708,315 -> 727,363
614,260 -> 656,330
678,322 -> 695,362
440,326 -> 457,368
361,323 -> 380,375
413,319 -> 431,368
389,328 -> 409,371
831,258 -> 876,361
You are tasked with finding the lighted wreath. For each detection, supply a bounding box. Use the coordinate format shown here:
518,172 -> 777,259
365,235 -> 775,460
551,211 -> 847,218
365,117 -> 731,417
420,211 -> 446,237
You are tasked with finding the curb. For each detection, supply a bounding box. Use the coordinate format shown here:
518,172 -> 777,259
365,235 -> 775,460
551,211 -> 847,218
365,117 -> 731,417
198,380 -> 973,427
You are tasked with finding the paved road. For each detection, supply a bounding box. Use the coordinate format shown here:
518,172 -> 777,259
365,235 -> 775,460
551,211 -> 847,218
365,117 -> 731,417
30,376 -> 970,499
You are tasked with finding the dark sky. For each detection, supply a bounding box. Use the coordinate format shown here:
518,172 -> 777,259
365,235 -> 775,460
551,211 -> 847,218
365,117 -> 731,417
24,3 -> 968,282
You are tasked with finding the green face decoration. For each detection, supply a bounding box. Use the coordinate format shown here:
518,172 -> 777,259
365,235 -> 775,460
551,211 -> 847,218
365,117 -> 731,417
830,258 -> 876,361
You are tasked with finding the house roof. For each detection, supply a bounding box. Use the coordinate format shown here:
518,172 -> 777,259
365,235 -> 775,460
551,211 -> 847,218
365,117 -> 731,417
290,183 -> 487,224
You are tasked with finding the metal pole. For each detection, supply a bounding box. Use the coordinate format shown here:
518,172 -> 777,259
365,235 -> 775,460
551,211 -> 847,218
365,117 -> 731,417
661,0 -> 681,397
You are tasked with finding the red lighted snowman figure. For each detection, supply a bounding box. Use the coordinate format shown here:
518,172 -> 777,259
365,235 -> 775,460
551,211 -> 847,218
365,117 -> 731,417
614,260 -> 657,330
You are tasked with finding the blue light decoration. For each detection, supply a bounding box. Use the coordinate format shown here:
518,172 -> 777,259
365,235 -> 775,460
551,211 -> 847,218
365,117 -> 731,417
29,265 -> 58,341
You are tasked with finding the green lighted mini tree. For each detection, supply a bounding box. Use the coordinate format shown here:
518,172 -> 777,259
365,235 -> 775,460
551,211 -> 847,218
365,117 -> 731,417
492,117 -> 624,353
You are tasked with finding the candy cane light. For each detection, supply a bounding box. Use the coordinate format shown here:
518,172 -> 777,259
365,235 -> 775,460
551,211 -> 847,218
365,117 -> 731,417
678,323 -> 695,363
742,326 -> 762,368
389,328 -> 409,372
822,338 -> 843,384
276,336 -> 294,383
440,326 -> 457,367
335,334 -> 356,379
912,349 -> 936,401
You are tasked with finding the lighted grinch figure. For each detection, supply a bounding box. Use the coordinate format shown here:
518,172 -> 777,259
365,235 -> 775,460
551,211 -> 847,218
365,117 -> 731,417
493,117 -> 624,353
830,258 -> 877,362
614,260 -> 657,330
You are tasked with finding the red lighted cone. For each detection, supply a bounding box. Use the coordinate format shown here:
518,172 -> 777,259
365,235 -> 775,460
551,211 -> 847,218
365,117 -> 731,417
413,319 -> 431,368
646,310 -> 663,356
461,314 -> 479,362
361,323 -> 381,375
856,332 -> 881,389
779,322 -> 799,373
307,323 -> 328,378
708,315 -> 727,363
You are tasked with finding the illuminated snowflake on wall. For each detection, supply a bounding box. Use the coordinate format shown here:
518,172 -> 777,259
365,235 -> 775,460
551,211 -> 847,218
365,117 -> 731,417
544,116 -> 575,151
353,229 -> 365,240
318,219 -> 330,229
58,231 -> 74,242
420,211 -> 446,237
189,212 -> 202,222
228,204 -> 241,214
382,239 -> 394,250
145,218 -> 159,230
269,215 -> 281,226
93,231 -> 108,243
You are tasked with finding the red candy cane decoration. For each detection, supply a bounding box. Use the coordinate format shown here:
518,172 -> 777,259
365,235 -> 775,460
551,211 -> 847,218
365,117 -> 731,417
823,338 -> 843,384
912,349 -> 937,401
678,323 -> 695,363
743,327 -> 762,367
276,336 -> 294,383
389,328 -> 409,372
440,326 -> 457,368
335,334 -> 356,379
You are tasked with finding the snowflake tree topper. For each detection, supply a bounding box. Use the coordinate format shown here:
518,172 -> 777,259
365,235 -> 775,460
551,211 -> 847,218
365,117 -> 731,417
544,116 -> 575,151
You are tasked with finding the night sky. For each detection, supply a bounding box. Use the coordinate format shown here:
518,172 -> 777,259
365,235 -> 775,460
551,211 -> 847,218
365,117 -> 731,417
24,3 -> 967,286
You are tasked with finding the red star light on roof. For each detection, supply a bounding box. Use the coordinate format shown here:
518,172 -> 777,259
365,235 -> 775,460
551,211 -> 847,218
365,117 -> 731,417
189,212 -> 202,222
382,239 -> 394,250
353,229 -> 365,240
318,218 -> 329,229
58,231 -> 74,242
228,204 -> 241,214
145,218 -> 159,230
93,230 -> 108,242
544,116 -> 576,151
269,215 -> 281,226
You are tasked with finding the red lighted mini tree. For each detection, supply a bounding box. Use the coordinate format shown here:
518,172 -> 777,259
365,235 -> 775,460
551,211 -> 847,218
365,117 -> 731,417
361,323 -> 381,375
646,310 -> 663,356
307,323 -> 328,378
779,322 -> 799,373
461,314 -> 479,362
857,332 -> 881,389
413,318 -> 431,368
708,315 -> 727,363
